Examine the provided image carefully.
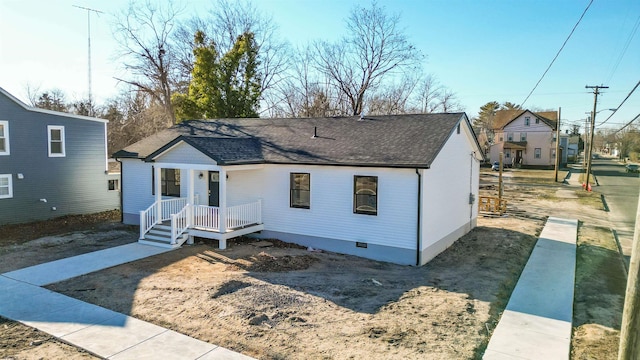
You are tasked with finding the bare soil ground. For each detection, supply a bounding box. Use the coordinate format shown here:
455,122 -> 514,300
0,169 -> 626,359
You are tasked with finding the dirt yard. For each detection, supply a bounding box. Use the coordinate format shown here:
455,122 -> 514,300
0,169 -> 626,359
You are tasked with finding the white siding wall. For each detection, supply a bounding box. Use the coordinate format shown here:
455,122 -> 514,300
155,142 -> 216,165
422,124 -> 479,250
237,165 -> 420,249
122,159 -> 155,215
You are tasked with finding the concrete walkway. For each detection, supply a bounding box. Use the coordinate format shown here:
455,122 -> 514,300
0,243 -> 254,359
483,216 -> 578,359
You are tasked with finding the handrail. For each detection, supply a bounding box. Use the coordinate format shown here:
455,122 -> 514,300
192,205 -> 220,231
139,197 -> 188,239
171,204 -> 190,244
227,200 -> 262,230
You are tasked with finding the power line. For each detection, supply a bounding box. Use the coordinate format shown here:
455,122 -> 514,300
597,79 -> 640,126
613,113 -> 640,135
519,0 -> 593,108
604,13 -> 640,84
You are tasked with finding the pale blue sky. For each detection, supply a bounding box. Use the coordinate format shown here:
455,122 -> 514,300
1,0 -> 638,131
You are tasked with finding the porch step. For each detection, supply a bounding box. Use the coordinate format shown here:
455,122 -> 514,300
139,224 -> 189,249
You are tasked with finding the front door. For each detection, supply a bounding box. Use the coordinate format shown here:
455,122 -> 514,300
209,171 -> 220,207
516,150 -> 523,166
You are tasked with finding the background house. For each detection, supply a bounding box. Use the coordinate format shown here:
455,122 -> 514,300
488,109 -> 566,168
0,87 -> 119,225
114,114 -> 484,266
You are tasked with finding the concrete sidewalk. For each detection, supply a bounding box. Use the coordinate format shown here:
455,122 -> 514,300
0,243 -> 254,359
483,217 -> 578,360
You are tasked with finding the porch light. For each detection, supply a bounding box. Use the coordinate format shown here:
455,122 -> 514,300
199,172 -> 203,179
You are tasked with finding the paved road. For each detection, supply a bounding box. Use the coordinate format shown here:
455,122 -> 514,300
592,158 -> 640,257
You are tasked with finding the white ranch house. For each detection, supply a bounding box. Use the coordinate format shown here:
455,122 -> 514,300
114,114 -> 483,266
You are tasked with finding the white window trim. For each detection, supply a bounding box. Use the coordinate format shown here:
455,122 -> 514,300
0,120 -> 9,156
0,174 -> 13,199
48,125 -> 66,157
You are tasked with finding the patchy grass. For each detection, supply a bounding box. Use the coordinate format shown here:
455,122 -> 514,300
575,191 -> 605,210
572,224 -> 626,360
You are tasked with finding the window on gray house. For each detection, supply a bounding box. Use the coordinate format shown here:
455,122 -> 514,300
290,173 -> 310,209
507,133 -> 514,141
108,179 -> 120,191
0,121 -> 9,155
354,175 -> 377,215
525,117 -> 530,126
520,132 -> 527,141
535,148 -> 541,159
48,125 -> 65,157
152,167 -> 181,197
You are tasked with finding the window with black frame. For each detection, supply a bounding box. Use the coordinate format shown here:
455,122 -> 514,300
290,173 -> 310,208
354,175 -> 377,215
152,167 -> 181,197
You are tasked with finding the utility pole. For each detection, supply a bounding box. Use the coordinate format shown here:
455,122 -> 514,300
584,85 -> 608,191
554,107 -> 561,182
73,5 -> 103,115
619,192 -> 640,360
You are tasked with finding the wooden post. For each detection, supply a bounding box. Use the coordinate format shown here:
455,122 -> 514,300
554,107 -> 561,182
618,188 -> 640,360
498,152 -> 503,214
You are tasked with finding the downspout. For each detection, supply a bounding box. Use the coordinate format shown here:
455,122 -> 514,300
116,158 -> 123,223
415,168 -> 422,266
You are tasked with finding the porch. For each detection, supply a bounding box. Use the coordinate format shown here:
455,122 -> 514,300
138,164 -> 265,249
139,198 -> 263,249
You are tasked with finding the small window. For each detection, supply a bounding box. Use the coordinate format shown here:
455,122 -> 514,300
152,167 -> 181,197
290,173 -> 310,209
0,174 -> 12,199
0,121 -> 9,155
457,124 -> 461,134
505,152 -> 511,158
48,125 -> 65,157
535,118 -> 540,124
535,148 -> 541,159
507,133 -> 514,141
108,179 -> 120,191
525,117 -> 530,126
520,132 -> 527,141
354,175 -> 377,215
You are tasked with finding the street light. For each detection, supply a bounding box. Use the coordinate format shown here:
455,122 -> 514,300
584,108 -> 616,190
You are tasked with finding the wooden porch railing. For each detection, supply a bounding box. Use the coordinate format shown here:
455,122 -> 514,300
478,196 -> 507,215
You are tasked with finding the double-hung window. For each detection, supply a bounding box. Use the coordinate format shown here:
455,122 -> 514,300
0,174 -> 12,199
525,117 -> 530,126
152,167 -> 181,197
507,133 -> 514,141
354,175 -> 377,215
48,125 -> 65,157
520,132 -> 527,141
0,121 -> 9,155
535,148 -> 542,159
290,173 -> 310,209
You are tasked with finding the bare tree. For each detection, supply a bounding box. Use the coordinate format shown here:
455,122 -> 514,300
366,75 -> 419,115
315,2 -> 422,116
112,0 -> 184,126
439,88 -> 464,113
415,75 -> 443,113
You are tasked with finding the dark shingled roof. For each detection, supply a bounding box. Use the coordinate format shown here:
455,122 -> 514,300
113,113 -> 475,168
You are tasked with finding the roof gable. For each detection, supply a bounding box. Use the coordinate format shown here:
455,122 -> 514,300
0,86 -> 108,124
116,113 -> 481,169
495,109 -> 557,130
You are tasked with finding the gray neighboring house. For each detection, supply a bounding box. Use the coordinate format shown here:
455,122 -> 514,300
114,113 -> 484,266
0,87 -> 119,225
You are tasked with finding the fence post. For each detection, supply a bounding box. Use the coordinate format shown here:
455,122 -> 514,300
170,214 -> 176,245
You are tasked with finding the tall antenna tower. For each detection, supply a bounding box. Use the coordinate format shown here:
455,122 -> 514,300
73,5 -> 103,114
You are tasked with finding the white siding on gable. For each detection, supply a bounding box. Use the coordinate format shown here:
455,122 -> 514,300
252,165 -> 419,250
422,122 -> 479,251
155,142 -> 217,165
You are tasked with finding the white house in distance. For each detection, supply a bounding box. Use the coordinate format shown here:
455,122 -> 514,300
489,109 -> 567,167
113,114 -> 484,266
